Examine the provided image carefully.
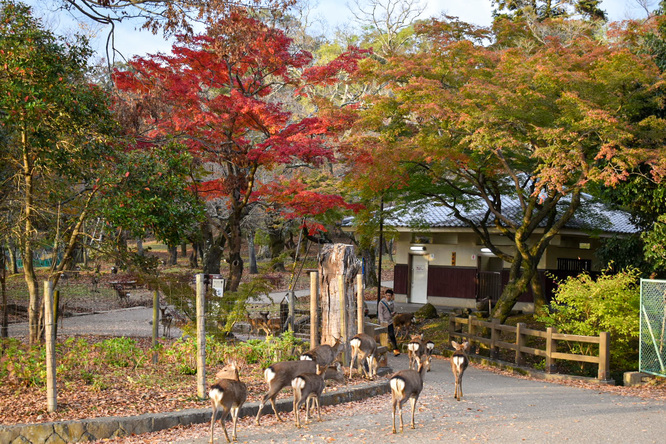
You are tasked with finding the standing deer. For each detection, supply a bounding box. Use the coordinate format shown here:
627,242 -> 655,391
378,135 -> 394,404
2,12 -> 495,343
390,354 -> 427,433
160,306 -> 172,338
451,340 -> 470,401
300,337 -> 344,368
255,360 -> 316,425
291,364 -> 327,428
349,333 -> 378,380
209,362 -> 247,443
393,312 -> 415,339
407,334 -> 434,371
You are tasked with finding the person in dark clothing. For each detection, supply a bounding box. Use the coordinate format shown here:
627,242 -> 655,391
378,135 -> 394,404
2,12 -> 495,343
378,289 -> 400,355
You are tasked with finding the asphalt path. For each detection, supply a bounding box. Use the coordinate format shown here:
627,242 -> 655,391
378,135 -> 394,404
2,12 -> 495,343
167,352 -> 666,444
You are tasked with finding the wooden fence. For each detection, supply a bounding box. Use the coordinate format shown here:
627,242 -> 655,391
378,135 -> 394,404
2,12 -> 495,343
448,316 -> 611,381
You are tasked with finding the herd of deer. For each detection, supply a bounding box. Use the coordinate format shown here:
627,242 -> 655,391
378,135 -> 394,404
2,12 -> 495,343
208,331 -> 471,443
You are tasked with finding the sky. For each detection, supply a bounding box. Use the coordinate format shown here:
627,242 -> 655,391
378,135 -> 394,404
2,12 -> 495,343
26,0 -> 653,62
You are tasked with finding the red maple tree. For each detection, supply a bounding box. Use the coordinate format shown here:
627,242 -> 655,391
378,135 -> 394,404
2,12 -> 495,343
114,10 -> 365,289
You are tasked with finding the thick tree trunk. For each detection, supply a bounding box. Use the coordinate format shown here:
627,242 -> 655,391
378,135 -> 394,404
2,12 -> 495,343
319,244 -> 361,359
226,222 -> 244,292
268,225 -> 285,272
168,245 -> 178,265
201,224 -> 223,275
492,257 -> 537,323
360,246 -> 378,288
188,243 -> 199,268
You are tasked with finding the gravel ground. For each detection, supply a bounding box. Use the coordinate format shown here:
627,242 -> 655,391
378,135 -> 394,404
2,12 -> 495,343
103,352 -> 666,444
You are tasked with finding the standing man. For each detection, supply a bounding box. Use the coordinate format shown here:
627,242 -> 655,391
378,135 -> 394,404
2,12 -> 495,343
379,289 -> 400,356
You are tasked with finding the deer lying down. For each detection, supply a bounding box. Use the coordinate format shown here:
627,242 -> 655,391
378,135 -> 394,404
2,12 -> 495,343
390,354 -> 427,433
451,340 -> 470,401
209,362 -> 247,443
291,364 -> 327,428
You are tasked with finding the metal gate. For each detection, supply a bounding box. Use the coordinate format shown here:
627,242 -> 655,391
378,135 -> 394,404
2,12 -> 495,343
640,279 -> 666,377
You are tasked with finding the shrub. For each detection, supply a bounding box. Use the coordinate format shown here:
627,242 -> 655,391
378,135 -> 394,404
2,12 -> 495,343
537,267 -> 640,372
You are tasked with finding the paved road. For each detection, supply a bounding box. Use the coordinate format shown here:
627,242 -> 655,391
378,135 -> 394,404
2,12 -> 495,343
172,352 -> 666,444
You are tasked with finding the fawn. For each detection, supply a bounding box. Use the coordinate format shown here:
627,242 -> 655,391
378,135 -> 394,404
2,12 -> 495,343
349,333 -> 378,380
407,334 -> 434,371
291,364 -> 327,428
389,354 -> 427,433
451,340 -> 470,401
209,362 -> 247,443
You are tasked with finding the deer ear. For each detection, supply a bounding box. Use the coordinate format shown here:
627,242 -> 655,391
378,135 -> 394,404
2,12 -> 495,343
451,341 -> 459,349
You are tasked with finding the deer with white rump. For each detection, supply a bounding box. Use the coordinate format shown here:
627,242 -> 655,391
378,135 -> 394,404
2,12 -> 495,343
291,364 -> 327,427
407,334 -> 435,371
300,336 -> 344,368
451,340 -> 470,401
349,333 -> 378,380
208,362 -> 247,443
255,359 -> 344,425
389,354 -> 427,433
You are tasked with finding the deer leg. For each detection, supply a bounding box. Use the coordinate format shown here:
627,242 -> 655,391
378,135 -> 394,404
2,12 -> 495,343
349,350 -> 357,379
391,398 -> 398,434
220,409 -> 231,443
315,396 -> 321,422
231,407 -> 239,441
255,394 -> 269,425
398,400 -> 404,433
409,397 -> 417,429
270,397 -> 283,422
293,397 -> 301,428
210,405 -> 217,443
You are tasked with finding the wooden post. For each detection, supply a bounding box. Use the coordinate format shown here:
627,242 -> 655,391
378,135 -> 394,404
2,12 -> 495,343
196,274 -> 206,399
545,327 -> 556,373
468,315 -> 475,340
357,273 -> 364,334
598,331 -> 610,381
44,281 -> 57,412
490,318 -> 499,359
310,271 -> 319,347
152,290 -> 159,364
516,322 -> 525,366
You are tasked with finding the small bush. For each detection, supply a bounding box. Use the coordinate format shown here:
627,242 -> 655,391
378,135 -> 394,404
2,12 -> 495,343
537,267 -> 640,373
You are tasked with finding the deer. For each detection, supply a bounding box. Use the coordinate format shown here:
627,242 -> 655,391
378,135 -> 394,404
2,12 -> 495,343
254,359 -> 322,425
209,362 -> 247,443
390,354 -> 427,434
246,312 -> 268,336
451,340 -> 470,401
291,364 -> 327,428
393,312 -> 415,339
300,336 -> 344,368
407,334 -> 434,371
349,333 -> 378,380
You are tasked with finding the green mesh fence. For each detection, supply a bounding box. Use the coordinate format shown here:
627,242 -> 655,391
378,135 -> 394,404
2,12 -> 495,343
640,279 -> 666,377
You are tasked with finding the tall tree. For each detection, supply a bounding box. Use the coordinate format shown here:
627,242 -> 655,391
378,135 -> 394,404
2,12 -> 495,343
114,10 -> 363,291
0,0 -> 117,343
350,17 -> 666,322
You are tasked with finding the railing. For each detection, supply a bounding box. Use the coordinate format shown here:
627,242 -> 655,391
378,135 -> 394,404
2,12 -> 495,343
448,315 -> 611,381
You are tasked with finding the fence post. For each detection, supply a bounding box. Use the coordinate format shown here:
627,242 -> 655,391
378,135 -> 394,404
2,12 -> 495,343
152,290 -> 159,364
310,271 -> 319,348
598,331 -> 610,381
338,275 -> 347,366
545,327 -> 556,373
357,274 -> 364,334
490,318 -> 499,359
44,280 -> 57,413
196,274 -> 206,400
468,315 -> 475,339
515,322 -> 525,366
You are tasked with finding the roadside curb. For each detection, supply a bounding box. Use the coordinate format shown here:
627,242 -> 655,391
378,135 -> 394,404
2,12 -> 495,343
0,374 -> 391,444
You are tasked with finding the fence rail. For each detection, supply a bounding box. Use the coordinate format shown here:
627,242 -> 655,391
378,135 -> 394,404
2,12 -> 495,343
448,316 -> 611,381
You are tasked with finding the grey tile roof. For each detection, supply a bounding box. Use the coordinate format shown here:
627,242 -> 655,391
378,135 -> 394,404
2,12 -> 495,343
379,196 -> 640,234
